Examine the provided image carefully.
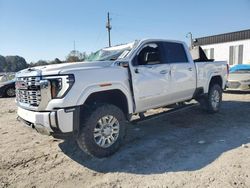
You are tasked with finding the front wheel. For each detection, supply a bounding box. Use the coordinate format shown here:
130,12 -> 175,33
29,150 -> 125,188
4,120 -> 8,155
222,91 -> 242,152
199,84 -> 222,113
77,104 -> 126,158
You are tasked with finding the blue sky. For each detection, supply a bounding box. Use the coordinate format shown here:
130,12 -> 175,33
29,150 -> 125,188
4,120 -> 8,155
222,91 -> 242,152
0,0 -> 250,63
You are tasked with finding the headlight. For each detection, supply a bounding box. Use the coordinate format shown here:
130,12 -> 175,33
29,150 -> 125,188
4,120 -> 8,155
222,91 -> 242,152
242,79 -> 250,83
43,74 -> 74,98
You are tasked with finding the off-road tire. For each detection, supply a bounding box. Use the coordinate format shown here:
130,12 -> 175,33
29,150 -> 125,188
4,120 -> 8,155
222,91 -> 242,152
77,103 -> 126,158
199,84 -> 222,113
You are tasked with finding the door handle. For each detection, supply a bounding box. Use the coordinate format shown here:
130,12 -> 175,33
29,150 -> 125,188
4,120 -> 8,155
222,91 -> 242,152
160,70 -> 168,74
188,67 -> 193,71
135,68 -> 139,74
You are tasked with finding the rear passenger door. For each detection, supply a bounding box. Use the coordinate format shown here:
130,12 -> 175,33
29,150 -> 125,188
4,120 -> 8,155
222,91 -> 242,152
162,42 -> 196,102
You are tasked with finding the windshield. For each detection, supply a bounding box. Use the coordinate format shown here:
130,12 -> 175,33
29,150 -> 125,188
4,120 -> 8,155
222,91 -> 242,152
87,42 -> 135,62
230,65 -> 250,73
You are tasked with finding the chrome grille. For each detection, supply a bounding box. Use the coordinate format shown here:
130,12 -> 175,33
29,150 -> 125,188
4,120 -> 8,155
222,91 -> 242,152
16,77 -> 41,107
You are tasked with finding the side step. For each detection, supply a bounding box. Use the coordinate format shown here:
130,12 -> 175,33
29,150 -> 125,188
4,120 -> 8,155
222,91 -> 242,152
131,103 -> 198,124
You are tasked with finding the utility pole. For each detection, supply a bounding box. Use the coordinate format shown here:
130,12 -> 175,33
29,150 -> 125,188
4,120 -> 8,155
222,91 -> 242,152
73,40 -> 76,56
106,12 -> 112,47
186,32 -> 194,48
73,40 -> 76,52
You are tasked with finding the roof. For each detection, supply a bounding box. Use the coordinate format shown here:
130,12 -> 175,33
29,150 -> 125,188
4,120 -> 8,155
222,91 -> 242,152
103,42 -> 135,51
193,29 -> 250,46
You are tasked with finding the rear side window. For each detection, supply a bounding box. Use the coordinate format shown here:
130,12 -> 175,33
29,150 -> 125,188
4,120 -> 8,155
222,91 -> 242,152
162,42 -> 188,63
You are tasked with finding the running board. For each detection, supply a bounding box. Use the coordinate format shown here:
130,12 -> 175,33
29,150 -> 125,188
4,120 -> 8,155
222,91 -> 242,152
131,103 -> 198,124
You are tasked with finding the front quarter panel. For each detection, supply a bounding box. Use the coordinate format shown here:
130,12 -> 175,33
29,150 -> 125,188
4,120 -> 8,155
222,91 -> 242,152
45,66 -> 134,113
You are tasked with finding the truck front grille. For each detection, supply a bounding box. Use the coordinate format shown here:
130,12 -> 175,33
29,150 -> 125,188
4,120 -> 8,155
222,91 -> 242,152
16,77 -> 41,107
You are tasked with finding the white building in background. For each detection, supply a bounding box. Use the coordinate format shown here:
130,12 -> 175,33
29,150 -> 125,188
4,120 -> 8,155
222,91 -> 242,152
193,29 -> 250,66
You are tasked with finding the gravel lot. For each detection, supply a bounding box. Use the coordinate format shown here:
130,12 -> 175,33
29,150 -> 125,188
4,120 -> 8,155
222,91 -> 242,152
0,92 -> 250,188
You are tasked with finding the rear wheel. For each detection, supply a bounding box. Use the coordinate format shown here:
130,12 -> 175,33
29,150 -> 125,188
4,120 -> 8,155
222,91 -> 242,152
5,87 -> 16,97
199,84 -> 222,113
77,104 -> 126,158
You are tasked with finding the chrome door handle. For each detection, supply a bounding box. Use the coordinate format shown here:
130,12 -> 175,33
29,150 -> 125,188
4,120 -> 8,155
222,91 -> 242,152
160,70 -> 168,74
188,67 -> 193,71
135,68 -> 139,73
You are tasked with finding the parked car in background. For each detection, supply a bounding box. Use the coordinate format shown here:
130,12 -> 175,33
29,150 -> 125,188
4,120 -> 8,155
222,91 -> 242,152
0,73 -> 16,97
226,64 -> 250,91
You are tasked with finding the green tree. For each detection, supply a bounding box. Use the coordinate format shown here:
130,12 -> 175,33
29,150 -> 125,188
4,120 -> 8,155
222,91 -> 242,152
29,60 -> 48,67
66,55 -> 81,62
0,55 -> 7,72
66,50 -> 86,62
29,58 -> 63,67
4,56 -> 28,72
50,58 -> 62,64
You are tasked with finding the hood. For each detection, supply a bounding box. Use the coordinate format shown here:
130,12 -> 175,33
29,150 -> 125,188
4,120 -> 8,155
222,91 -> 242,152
16,61 -> 114,77
228,72 -> 250,81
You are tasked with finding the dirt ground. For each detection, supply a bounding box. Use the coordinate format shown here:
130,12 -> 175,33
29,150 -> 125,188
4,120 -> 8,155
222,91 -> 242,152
0,92 -> 250,188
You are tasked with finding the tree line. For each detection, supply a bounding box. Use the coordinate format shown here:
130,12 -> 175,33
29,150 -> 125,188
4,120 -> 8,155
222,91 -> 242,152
0,55 -> 28,72
0,50 -> 90,72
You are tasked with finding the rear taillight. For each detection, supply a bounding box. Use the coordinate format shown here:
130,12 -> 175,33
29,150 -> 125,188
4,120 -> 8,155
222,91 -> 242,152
226,64 -> 229,78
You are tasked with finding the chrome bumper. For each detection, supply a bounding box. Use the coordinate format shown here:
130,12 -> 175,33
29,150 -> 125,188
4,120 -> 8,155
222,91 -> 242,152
17,107 -> 75,135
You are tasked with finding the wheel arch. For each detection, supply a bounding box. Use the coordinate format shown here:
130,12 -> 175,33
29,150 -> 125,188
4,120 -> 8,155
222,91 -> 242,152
205,75 -> 223,93
82,89 -> 132,116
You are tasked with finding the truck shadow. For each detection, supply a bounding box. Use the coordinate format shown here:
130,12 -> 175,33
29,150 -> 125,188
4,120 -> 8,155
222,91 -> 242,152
59,100 -> 250,175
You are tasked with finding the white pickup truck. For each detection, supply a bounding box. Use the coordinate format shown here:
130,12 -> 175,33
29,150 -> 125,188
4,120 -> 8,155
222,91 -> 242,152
16,39 -> 228,157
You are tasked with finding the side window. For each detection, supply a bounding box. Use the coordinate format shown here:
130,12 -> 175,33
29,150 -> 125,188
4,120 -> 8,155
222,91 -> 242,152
163,42 -> 188,63
137,43 -> 161,66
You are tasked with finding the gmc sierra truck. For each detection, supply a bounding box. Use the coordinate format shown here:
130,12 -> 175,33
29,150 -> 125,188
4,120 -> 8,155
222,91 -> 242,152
16,39 -> 228,158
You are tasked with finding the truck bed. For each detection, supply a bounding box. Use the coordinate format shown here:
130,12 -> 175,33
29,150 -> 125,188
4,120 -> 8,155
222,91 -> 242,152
195,61 -> 228,93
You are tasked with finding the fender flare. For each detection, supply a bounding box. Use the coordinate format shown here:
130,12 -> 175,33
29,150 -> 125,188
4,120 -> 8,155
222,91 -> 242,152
76,83 -> 134,114
205,74 -> 223,93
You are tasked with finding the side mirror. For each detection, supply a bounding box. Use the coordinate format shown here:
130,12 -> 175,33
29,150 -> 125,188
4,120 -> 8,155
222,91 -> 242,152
117,61 -> 129,68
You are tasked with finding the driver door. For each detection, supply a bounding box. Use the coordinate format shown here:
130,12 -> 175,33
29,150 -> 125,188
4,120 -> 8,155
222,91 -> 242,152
130,42 -> 171,112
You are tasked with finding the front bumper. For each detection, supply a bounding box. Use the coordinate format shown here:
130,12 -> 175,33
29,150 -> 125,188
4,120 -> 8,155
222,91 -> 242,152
226,81 -> 250,91
17,106 -> 80,136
